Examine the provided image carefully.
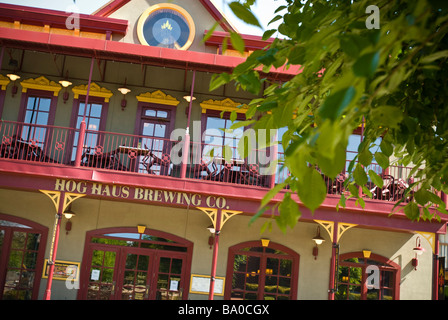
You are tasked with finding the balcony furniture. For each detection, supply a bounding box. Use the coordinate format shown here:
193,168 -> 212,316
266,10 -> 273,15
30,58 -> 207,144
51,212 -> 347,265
0,135 -> 53,163
81,146 -> 128,171
213,157 -> 246,184
325,173 -> 347,195
241,163 -> 265,187
141,151 -> 172,176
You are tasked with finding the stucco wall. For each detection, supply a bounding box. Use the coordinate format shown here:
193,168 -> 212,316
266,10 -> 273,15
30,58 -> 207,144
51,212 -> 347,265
0,188 -> 435,300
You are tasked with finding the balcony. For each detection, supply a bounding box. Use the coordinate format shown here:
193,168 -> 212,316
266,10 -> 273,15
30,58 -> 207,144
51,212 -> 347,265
0,119 -> 424,205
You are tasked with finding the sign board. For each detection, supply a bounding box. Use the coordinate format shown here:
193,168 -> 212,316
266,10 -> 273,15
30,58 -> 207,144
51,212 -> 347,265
189,274 -> 225,296
42,260 -> 80,281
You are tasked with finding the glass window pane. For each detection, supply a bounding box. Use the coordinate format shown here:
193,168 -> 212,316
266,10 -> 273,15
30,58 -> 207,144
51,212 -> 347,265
90,104 -> 102,118
145,109 -> 157,117
12,232 -> 26,249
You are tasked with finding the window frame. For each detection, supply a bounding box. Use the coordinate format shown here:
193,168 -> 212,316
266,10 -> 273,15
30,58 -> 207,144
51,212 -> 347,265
224,241 -> 299,300
336,251 -> 401,300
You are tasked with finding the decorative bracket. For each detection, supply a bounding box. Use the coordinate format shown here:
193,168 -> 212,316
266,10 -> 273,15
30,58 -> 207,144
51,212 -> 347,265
39,190 -> 85,213
416,231 -> 436,254
314,220 -> 357,243
196,207 -> 242,230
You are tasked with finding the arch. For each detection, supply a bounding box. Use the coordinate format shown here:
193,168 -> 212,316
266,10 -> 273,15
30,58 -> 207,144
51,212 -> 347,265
337,251 -> 401,300
78,226 -> 193,300
0,213 -> 48,300
225,240 -> 300,300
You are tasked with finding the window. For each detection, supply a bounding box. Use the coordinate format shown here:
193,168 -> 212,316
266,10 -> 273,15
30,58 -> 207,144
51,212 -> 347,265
0,214 -> 48,300
202,112 -> 243,160
225,241 -> 299,300
71,99 -> 106,162
335,252 -> 400,300
17,89 -> 57,150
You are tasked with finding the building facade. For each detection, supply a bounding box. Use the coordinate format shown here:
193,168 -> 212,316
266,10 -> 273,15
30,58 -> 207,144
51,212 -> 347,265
0,0 -> 446,300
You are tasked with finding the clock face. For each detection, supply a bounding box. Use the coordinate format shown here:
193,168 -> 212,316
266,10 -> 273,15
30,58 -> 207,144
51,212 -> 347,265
137,4 -> 195,50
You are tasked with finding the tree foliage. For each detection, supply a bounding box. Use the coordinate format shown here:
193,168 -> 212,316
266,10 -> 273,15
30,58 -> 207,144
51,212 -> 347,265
208,0 -> 448,232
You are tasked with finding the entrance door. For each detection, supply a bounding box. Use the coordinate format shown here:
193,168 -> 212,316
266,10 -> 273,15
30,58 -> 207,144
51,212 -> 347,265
79,228 -> 192,300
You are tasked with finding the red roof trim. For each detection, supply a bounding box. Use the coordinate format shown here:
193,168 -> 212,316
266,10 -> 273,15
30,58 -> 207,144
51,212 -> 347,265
93,0 -> 131,17
0,3 -> 128,35
204,30 -> 274,51
0,27 -> 300,79
198,0 -> 235,33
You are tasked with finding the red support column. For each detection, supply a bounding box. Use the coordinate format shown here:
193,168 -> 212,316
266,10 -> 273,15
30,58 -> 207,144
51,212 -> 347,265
43,192 -> 65,300
328,222 -> 338,300
208,209 -> 222,300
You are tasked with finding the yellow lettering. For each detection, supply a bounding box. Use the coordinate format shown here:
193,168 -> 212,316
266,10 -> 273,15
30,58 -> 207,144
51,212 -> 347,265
134,188 -> 144,200
55,179 -> 66,191
91,183 -> 102,195
206,196 -> 216,208
121,186 -> 130,198
191,194 -> 201,206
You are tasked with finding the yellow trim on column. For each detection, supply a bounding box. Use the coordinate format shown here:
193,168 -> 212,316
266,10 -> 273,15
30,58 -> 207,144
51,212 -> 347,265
314,220 -> 334,241
72,82 -> 113,102
136,90 -> 180,106
337,223 -> 357,242
196,207 -> 242,230
416,231 -> 436,254
200,98 -> 248,114
40,190 -> 61,213
39,190 -> 85,213
0,74 -> 11,90
20,76 -> 62,96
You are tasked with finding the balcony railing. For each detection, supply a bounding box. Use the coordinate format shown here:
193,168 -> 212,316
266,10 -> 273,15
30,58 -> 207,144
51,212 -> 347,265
0,120 -> 429,204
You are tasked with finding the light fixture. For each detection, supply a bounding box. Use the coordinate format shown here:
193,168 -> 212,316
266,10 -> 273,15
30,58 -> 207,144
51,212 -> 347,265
207,224 -> 216,234
412,236 -> 425,270
312,226 -> 325,245
118,79 -> 131,111
261,238 -> 270,247
137,225 -> 146,234
183,95 -> 196,102
312,226 -> 325,260
207,224 -> 215,249
59,73 -> 73,103
363,250 -> 372,258
63,210 -> 75,235
7,73 -> 20,96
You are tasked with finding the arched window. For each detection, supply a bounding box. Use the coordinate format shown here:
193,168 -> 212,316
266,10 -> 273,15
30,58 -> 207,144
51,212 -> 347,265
336,252 -> 400,300
0,214 -> 48,300
225,241 -> 299,300
78,227 -> 193,300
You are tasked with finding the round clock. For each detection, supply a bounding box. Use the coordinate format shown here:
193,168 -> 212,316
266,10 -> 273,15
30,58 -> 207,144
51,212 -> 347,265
137,3 -> 195,50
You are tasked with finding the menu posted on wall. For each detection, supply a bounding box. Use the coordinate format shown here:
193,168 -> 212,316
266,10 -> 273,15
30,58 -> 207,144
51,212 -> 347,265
189,274 -> 225,296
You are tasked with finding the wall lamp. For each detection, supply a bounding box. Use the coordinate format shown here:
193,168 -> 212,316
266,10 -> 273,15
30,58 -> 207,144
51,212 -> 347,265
118,79 -> 131,111
412,236 -> 425,270
63,211 -> 75,235
59,78 -> 73,103
207,224 -> 215,249
312,226 -> 325,260
6,73 -> 20,96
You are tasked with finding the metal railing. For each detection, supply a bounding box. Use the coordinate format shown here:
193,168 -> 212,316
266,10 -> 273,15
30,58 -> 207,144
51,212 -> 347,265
0,120 -> 437,205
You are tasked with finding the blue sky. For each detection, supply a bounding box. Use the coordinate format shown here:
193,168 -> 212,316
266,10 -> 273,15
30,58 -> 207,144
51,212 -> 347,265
0,0 -> 287,36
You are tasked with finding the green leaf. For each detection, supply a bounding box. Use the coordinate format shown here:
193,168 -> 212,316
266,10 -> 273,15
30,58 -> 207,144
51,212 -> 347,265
297,167 -> 327,214
370,106 -> 404,129
358,148 -> 373,167
368,170 -> 383,188
209,73 -> 230,91
414,188 -> 431,206
262,29 -> 277,40
230,32 -> 246,54
353,164 -> 368,186
379,140 -> 393,157
229,2 -> 262,28
277,192 -> 301,233
352,51 -> 380,77
260,182 -> 287,208
420,50 -> 448,64
404,202 -> 420,220
374,152 -> 390,169
318,86 -> 356,121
